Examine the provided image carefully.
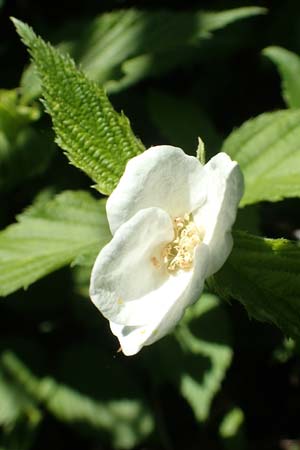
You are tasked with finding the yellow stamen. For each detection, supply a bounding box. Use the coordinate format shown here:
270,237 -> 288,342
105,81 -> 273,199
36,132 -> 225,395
161,214 -> 203,273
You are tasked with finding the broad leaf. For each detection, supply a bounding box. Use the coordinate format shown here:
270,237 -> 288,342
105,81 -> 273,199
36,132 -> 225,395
263,46 -> 300,109
210,231 -> 300,341
13,18 -> 144,195
143,294 -> 232,422
0,89 -> 54,191
0,191 -> 110,296
222,109 -> 300,205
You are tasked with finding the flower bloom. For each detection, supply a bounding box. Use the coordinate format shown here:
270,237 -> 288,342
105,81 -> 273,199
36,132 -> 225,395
90,146 -> 244,356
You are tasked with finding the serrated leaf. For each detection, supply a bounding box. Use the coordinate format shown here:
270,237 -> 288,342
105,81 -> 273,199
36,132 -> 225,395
12,18 -> 145,195
0,191 -> 110,296
210,231 -> 300,341
263,46 -> 300,109
222,109 -> 300,206
1,351 -> 154,450
147,89 -> 221,156
143,294 -> 232,422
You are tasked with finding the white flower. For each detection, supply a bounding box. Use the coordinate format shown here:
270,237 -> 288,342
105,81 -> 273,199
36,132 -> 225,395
90,145 -> 244,356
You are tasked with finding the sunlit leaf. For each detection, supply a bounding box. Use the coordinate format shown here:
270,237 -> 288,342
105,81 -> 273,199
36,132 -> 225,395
263,46 -> 300,109
13,18 -> 144,195
222,109 -> 300,205
0,190 -> 110,296
211,231 -> 300,341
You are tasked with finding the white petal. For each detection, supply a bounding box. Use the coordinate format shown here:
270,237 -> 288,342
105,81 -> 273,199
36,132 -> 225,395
107,145 -> 206,234
91,206 -> 207,330
109,243 -> 209,356
193,152 -> 244,277
90,207 -> 175,326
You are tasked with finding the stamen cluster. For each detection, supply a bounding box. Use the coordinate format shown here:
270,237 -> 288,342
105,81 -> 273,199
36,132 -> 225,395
162,214 -> 203,272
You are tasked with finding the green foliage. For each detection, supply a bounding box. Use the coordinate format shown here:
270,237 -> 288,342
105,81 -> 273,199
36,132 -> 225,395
0,191 -> 110,296
222,109 -> 300,205
176,294 -> 233,422
13,18 -> 145,195
211,231 -> 300,341
0,369 -> 40,429
263,46 -> 300,109
0,357 -> 41,450
19,7 -> 266,99
0,89 -> 54,191
147,89 -> 221,156
272,338 -> 296,363
20,65 -> 42,106
219,407 -> 245,450
1,351 -> 154,449
144,294 -> 232,422
97,7 -> 266,93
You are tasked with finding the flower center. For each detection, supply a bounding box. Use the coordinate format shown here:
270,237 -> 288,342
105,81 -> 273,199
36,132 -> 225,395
161,213 -> 203,273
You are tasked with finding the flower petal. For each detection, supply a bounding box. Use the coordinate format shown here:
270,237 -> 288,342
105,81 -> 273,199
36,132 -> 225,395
91,206 -> 207,329
109,243 -> 209,356
90,207 -> 175,326
107,145 -> 206,234
193,152 -> 244,277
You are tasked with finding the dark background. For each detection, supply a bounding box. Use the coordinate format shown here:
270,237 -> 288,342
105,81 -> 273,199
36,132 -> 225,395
1,1 -> 300,449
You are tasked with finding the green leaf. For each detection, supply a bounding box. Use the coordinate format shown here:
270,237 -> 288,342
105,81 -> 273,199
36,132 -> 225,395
1,351 -> 154,449
147,89 -> 221,156
210,231 -> 300,341
175,294 -> 233,422
0,190 -> 110,297
0,369 -> 40,429
143,294 -> 232,422
263,46 -> 300,109
0,89 -> 40,132
20,64 -> 42,106
0,352 -> 41,450
19,7 -> 266,99
0,89 -> 54,191
12,18 -> 145,195
222,109 -> 300,205
104,7 -> 266,93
